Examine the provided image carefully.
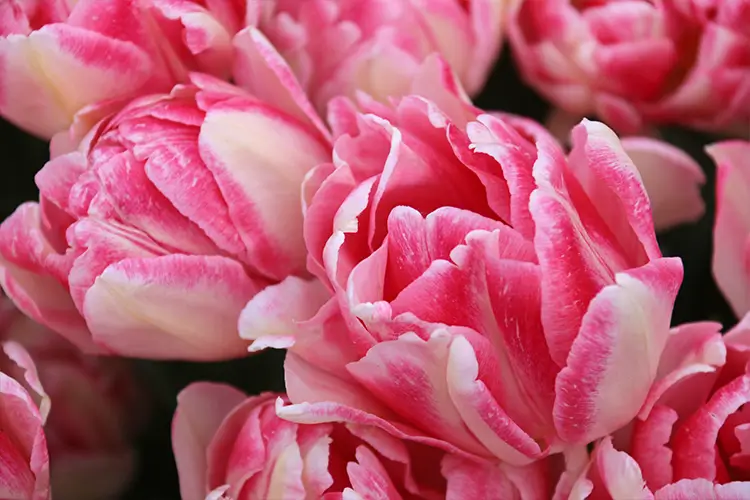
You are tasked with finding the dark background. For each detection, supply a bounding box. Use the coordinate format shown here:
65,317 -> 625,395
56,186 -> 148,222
0,52 -> 735,498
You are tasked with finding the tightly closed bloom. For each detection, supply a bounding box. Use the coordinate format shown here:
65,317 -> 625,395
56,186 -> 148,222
172,383 -> 552,499
0,297 -> 144,500
0,0 -> 248,138
508,0 -> 750,134
0,74 -> 330,359
235,0 -> 506,114
243,70 -> 683,466
712,140 -> 750,317
557,317 -> 750,498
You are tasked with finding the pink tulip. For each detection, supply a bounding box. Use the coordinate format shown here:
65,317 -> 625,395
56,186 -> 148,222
712,140 -> 750,317
557,317 -> 750,499
0,0 -> 248,139
172,382 -> 552,499
508,0 -> 750,134
234,0 -> 506,115
0,339 -> 49,500
242,63 -> 683,466
0,74 -> 330,359
0,296 -> 144,500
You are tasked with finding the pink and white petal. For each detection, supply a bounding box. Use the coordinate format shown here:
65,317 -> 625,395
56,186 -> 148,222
232,27 -> 330,141
275,398 -> 482,462
671,373 -> 750,481
442,455 -> 522,500
567,119 -> 662,260
594,437 -> 654,500
552,446 -> 591,500
172,382 -> 247,500
239,276 -> 330,349
346,331 -> 488,457
553,257 -> 683,444
631,405 -> 679,491
199,99 -> 330,281
710,140 -> 750,317
446,334 -> 547,465
0,372 -> 49,500
0,204 -> 95,353
347,446 -> 403,500
0,25 -> 153,138
654,479 -> 750,499
639,322 -> 725,419
82,254 -> 261,360
2,341 -> 49,422
620,137 -> 705,232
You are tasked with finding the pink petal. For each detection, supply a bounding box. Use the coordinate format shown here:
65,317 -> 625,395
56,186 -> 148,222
82,254 -> 261,360
710,140 -> 750,317
654,479 -> 750,499
639,322 -> 725,420
553,257 -> 683,444
0,24 -> 152,138
671,372 -> 750,481
232,27 -> 330,141
442,452 -> 531,500
347,446 -> 402,499
239,276 -> 330,349
199,98 -> 330,281
621,137 -> 706,232
173,382 -> 247,500
594,437 -> 654,500
346,331 -> 489,457
631,405 -> 679,491
2,342 -> 49,422
0,204 -> 94,353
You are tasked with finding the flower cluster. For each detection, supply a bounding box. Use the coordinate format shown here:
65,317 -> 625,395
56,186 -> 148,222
0,0 -> 747,498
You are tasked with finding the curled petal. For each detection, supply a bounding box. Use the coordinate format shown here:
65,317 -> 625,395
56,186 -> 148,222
83,254 -> 260,360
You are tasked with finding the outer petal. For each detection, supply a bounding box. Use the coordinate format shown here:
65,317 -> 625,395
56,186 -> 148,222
199,98 -> 330,281
553,258 -> 683,444
0,25 -> 152,138
0,204 -> 95,353
173,382 -> 247,500
654,479 -> 750,499
710,141 -> 750,317
621,137 -> 705,232
82,254 -> 261,360
239,276 -> 330,350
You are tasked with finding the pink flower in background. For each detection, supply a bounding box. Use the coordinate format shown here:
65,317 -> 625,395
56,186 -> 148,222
712,140 -> 750,318
243,66 -> 683,466
235,0 -> 506,115
0,341 -> 49,499
0,297 -> 144,500
556,317 -> 750,498
172,383 -> 552,499
508,0 -> 750,134
0,74 -> 330,359
0,0 -> 248,139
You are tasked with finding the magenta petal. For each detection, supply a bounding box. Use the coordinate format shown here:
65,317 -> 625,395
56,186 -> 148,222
553,257 -> 683,444
82,254 -> 261,360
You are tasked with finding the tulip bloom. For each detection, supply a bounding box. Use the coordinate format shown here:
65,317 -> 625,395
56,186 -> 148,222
0,0 -> 246,138
557,317 -> 750,498
243,68 -> 683,466
0,74 -> 330,360
508,0 -> 750,134
712,140 -> 750,317
172,383 -> 551,499
0,297 -> 144,500
235,0 -> 506,115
